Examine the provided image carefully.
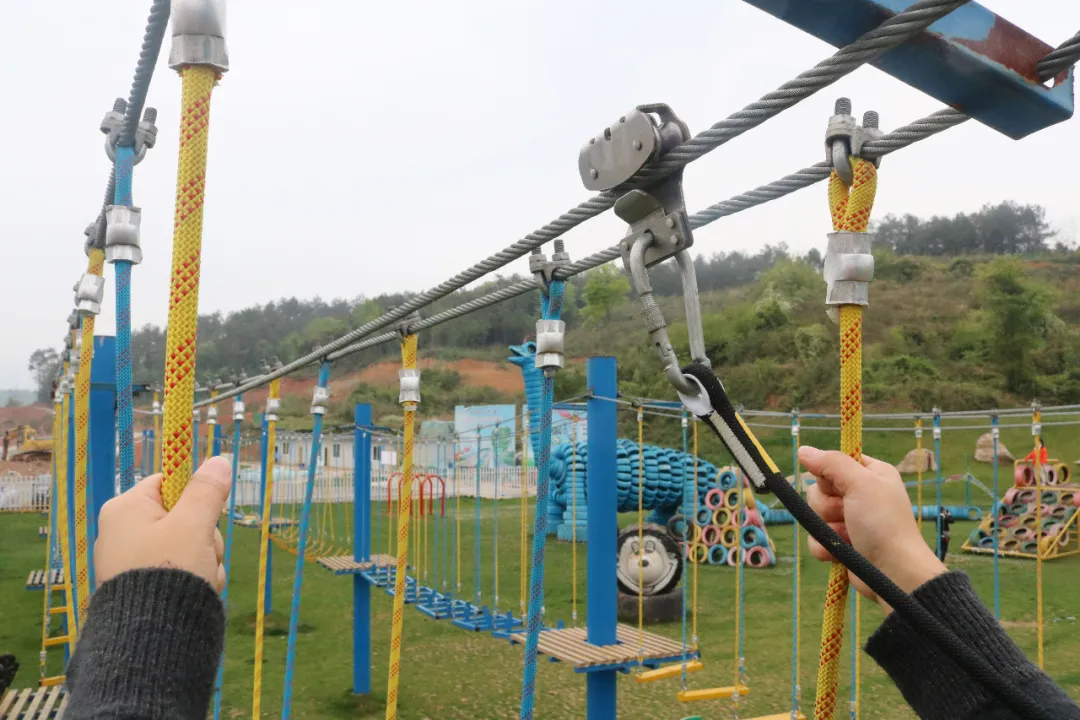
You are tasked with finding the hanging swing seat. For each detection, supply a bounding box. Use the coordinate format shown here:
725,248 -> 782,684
676,684 -> 750,703
634,660 -> 703,683
25,570 -> 64,591
38,527 -> 48,539
746,712 -> 806,720
231,513 -> 297,530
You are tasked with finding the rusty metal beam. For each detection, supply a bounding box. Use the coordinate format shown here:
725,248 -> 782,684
743,0 -> 1074,139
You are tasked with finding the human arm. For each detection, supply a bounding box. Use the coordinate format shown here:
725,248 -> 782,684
64,458 -> 232,720
799,446 -> 1080,720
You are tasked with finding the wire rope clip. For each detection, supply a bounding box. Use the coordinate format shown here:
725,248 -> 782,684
534,319 -> 565,376
104,206 -> 143,264
825,99 -> 883,186
399,369 -> 421,406
170,0 -> 230,72
397,311 -> 421,339
152,397 -> 162,416
74,273 -> 105,317
822,230 -> 874,323
311,386 -> 330,416
232,398 -> 245,422
206,405 -> 218,424
991,426 -> 1000,440
265,397 -> 280,423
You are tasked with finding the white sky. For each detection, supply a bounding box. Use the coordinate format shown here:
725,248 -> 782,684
4,0 -> 1079,388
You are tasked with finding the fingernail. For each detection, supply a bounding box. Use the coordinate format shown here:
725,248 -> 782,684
798,445 -> 820,460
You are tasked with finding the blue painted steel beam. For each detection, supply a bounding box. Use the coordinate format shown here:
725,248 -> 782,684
88,335 -> 117,590
742,0 -> 1074,138
353,403 -> 373,695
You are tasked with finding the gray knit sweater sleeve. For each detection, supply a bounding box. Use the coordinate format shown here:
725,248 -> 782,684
64,569 -> 225,720
867,571 -> 1079,720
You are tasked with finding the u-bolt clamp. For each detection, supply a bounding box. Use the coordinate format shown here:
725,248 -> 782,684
578,104 -> 709,399
529,241 -> 571,295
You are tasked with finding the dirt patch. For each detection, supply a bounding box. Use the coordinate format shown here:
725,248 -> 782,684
355,357 -> 522,394
0,404 -> 52,433
0,459 -> 51,476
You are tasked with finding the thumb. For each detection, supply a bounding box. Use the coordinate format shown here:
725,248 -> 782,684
798,446 -> 861,497
171,456 -> 232,531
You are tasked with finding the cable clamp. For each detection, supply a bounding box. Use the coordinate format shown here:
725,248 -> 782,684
1032,422 -> 1042,437
822,230 -> 874,323
825,99 -> 883,185
991,426 -> 1000,439
193,407 -> 201,422
311,386 -> 331,416
933,427 -> 942,440
915,427 -> 923,439
396,311 -> 421,339
534,318 -> 565,375
233,399 -> 245,422
169,0 -> 230,72
74,273 -> 105,317
399,369 -> 421,406
105,206 -> 143,264
265,397 -> 280,423
206,405 -> 218,424
530,242 -> 571,295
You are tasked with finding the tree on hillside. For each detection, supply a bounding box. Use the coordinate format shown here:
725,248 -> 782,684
28,348 -> 61,402
873,202 -> 1055,256
978,259 -> 1055,394
581,265 -> 630,325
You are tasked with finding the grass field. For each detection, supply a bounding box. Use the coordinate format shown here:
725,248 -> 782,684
3,420 -> 1080,719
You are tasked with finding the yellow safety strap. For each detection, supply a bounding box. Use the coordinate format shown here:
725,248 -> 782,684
160,64 -> 219,510
386,333 -> 418,720
814,155 -> 876,720
252,378 -> 281,720
73,248 -> 104,626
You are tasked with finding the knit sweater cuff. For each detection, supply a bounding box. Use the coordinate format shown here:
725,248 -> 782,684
866,571 -> 1036,720
65,568 -> 225,720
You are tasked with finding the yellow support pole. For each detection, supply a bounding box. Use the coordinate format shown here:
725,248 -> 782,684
252,378 -> 281,720
152,390 -> 162,475
386,334 -> 419,720
72,249 -> 105,626
815,150 -> 877,720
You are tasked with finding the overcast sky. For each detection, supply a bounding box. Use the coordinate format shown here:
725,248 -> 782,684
4,0 -> 1079,389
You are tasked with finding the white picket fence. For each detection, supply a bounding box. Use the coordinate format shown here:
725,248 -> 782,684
0,465 -> 537,513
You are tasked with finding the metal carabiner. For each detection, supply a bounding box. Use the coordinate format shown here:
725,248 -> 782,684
626,236 -> 709,398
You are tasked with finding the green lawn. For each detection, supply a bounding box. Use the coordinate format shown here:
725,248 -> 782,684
3,420 -> 1080,719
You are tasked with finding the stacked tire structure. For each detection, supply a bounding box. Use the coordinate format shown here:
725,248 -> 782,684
964,464 -> 1080,559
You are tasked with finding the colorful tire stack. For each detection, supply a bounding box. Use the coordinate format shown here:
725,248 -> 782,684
963,483 -> 1080,559
666,469 -> 776,569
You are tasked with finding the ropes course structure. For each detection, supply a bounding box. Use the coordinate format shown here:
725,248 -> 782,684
24,1 -> 1080,720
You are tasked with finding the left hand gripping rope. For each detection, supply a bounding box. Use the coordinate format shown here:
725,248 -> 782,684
578,103 -> 1055,720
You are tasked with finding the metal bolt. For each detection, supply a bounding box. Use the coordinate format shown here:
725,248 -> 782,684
143,107 -> 158,124
589,168 -> 598,179
633,140 -> 643,151
113,97 -> 128,113
834,97 -> 852,115
862,110 -> 879,129
554,239 -> 565,253
665,218 -> 675,228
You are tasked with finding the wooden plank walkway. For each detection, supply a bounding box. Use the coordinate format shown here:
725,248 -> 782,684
0,687 -> 67,719
509,624 -> 694,670
317,554 -> 396,574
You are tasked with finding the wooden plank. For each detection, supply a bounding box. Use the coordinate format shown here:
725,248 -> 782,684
54,693 -> 68,720
509,623 -> 691,669
5,688 -> 33,720
0,690 -> 19,718
38,688 -> 62,720
23,687 -> 48,720
677,685 -> 750,702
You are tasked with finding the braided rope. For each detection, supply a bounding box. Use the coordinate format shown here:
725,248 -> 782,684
73,249 -> 105,627
813,157 -> 876,720
114,142 -> 137,494
161,65 -> 217,510
39,403 -> 63,679
518,281 -> 564,720
252,378 -> 281,720
386,334 -> 418,720
57,387 -> 77,646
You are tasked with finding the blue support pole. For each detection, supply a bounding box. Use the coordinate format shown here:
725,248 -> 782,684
741,0 -> 1074,139
354,403 -> 373,695
88,335 -> 117,588
585,356 -> 617,720
474,451 -> 481,607
282,364 -> 331,720
259,413 -> 273,614
66,386 -> 77,620
991,414 -> 1001,620
213,396 -> 244,720
211,420 -> 223,457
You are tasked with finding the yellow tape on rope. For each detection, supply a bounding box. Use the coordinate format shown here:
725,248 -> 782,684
386,333 -> 418,720
161,65 -> 218,511
813,156 -> 876,720
252,378 -> 281,720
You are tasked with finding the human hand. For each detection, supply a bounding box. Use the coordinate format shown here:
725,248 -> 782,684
94,456 -> 231,591
798,446 -> 946,612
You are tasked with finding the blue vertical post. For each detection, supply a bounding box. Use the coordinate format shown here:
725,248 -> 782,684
66,386 -> 77,617
88,335 -> 117,589
991,414 -> 1001,620
933,409 -> 943,558
353,403 -> 373,695
259,413 -> 273,614
585,356 -> 617,720
474,443 -> 481,607
212,421 -> 223,457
